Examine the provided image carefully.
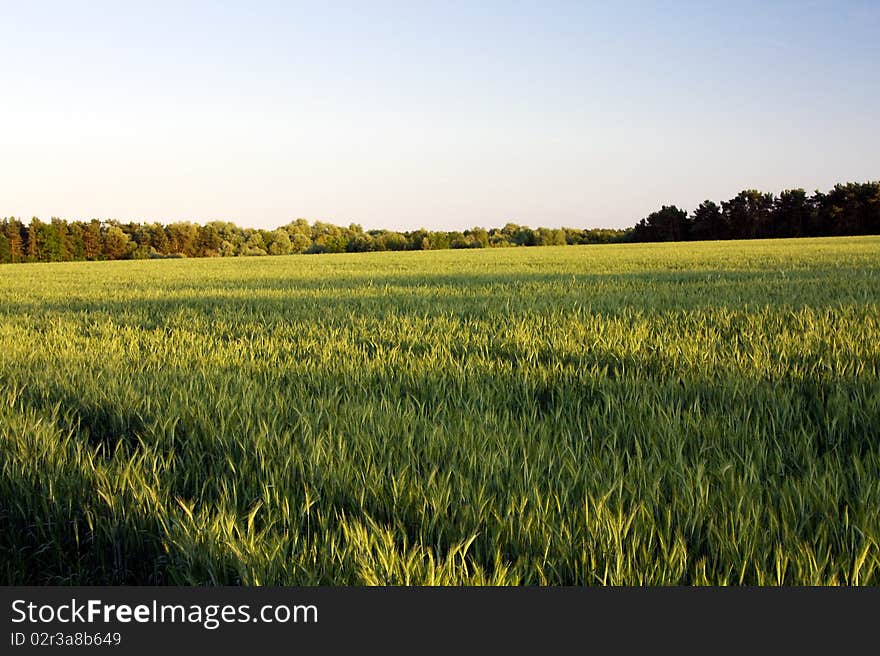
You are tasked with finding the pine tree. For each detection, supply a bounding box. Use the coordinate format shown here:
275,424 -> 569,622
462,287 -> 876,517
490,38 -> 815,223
6,219 -> 24,262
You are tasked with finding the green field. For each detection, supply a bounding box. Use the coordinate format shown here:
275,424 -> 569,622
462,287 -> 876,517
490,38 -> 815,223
2,236 -> 879,585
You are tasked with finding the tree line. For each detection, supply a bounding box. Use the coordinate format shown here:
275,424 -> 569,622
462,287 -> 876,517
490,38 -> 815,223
632,181 -> 880,243
0,217 -> 626,264
1,181 -> 877,264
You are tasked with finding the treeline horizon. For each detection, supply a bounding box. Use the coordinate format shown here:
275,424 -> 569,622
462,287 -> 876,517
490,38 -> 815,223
632,181 -> 880,243
1,180 -> 878,264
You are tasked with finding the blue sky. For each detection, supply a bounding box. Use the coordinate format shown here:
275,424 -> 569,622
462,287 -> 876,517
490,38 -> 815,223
1,1 -> 878,230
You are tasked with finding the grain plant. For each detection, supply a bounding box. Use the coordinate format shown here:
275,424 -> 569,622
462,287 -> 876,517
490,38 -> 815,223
1,236 -> 879,585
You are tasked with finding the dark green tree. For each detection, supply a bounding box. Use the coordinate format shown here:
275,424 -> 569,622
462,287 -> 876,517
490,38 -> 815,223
633,205 -> 689,242
773,189 -> 813,238
690,201 -> 726,241
5,219 -> 24,262
722,190 -> 774,239
0,231 -> 10,263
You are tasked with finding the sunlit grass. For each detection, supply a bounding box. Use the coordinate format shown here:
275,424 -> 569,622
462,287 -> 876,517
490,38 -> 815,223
1,236 -> 879,584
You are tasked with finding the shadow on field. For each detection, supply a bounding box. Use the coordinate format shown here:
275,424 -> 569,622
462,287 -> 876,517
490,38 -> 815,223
0,460 -> 169,584
17,380 -> 147,454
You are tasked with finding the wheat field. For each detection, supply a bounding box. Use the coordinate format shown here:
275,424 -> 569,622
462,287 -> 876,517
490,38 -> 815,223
1,236 -> 879,584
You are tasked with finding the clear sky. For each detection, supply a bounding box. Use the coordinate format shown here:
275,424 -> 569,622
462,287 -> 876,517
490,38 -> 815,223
1,1 -> 878,231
